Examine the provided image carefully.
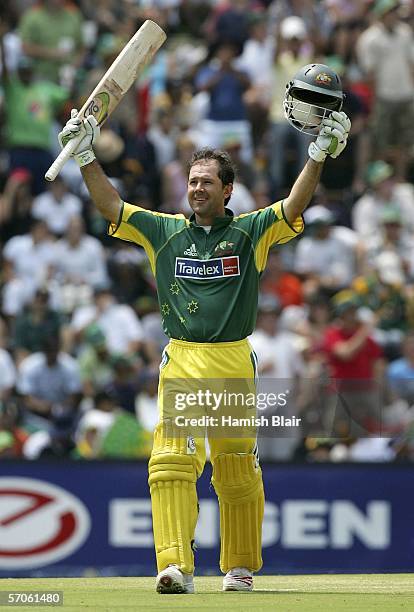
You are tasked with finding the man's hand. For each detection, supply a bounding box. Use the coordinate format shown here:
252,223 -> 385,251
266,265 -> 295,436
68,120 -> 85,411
58,108 -> 100,167
308,111 -> 351,163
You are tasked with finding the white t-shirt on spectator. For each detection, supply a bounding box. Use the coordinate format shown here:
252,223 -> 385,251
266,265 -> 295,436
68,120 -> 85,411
1,277 -> 33,317
352,184 -> 414,239
236,37 -> 274,91
249,329 -> 304,379
71,303 -> 144,354
53,235 -> 109,287
3,234 -> 56,292
357,22 -> 414,102
294,232 -> 356,287
32,192 -> 82,235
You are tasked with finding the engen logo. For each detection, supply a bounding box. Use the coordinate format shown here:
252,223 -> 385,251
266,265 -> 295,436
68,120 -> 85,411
0,478 -> 91,569
175,256 -> 240,280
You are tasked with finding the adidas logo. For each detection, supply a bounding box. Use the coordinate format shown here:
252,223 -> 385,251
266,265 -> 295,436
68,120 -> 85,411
184,243 -> 198,256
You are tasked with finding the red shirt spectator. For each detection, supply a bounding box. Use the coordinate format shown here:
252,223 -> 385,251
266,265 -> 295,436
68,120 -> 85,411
322,290 -> 383,391
324,325 -> 382,381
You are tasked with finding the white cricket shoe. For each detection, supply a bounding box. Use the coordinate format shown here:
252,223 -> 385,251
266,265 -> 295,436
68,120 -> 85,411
223,567 -> 253,591
156,564 -> 194,594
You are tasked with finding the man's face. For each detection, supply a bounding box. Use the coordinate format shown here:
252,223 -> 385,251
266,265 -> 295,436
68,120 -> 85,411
187,160 -> 232,221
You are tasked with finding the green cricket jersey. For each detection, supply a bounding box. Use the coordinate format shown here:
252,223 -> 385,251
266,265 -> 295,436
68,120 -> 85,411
109,201 -> 303,342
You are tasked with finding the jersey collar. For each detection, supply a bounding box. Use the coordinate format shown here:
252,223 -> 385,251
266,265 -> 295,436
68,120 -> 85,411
189,207 -> 234,229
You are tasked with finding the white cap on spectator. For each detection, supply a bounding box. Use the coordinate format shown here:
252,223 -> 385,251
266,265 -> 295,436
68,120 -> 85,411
304,205 -> 334,225
280,16 -> 307,40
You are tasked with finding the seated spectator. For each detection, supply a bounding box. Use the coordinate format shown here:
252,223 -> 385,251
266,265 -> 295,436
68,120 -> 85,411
295,206 -> 358,295
2,219 -> 56,301
22,419 -> 76,459
388,332 -> 414,405
135,368 -> 160,454
68,286 -> 145,357
73,390 -> 146,459
352,161 -> 414,240
52,215 -> 109,290
77,324 -> 115,398
17,336 -> 82,433
32,176 -> 82,236
13,287 -> 61,366
352,264 -> 408,357
104,354 -> 141,415
0,259 -> 32,320
107,245 -> 154,306
361,207 -> 414,278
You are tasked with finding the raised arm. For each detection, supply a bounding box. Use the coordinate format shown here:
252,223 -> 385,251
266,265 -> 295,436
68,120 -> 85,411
58,109 -> 121,223
80,162 -> 122,224
283,111 -> 351,226
283,159 -> 323,226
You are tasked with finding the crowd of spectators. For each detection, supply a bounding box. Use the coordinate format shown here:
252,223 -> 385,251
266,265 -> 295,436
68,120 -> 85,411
1,0 -> 414,462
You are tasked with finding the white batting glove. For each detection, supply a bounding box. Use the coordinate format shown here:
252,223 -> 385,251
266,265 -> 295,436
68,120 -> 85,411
308,111 -> 351,163
58,109 -> 100,167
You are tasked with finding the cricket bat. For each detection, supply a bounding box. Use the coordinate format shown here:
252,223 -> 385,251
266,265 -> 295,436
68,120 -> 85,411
45,20 -> 166,181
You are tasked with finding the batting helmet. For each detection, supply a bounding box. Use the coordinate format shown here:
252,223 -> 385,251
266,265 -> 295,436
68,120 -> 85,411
283,63 -> 344,134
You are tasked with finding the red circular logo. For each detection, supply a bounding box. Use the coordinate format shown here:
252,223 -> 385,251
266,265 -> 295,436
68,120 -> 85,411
0,478 -> 91,569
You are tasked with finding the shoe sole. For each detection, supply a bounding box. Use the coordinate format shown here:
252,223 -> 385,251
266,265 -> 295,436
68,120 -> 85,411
223,579 -> 253,592
156,574 -> 186,594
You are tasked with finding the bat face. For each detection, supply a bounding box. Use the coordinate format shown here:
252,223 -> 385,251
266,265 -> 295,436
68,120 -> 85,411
80,21 -> 166,124
45,20 -> 166,181
85,92 -> 111,125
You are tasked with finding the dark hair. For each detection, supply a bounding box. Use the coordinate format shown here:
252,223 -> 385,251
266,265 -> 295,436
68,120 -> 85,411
188,147 -> 236,205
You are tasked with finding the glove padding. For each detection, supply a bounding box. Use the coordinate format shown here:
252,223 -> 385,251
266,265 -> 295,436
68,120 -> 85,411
308,111 -> 351,163
58,109 -> 100,167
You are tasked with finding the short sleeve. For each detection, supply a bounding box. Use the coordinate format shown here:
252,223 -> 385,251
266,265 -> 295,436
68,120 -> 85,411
108,201 -> 187,275
235,200 -> 304,272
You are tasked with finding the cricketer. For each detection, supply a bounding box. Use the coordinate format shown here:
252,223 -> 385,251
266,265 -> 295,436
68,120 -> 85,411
58,62 -> 351,594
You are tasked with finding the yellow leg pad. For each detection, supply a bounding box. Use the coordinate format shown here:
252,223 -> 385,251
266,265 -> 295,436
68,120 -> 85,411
212,453 -> 264,573
149,453 -> 198,574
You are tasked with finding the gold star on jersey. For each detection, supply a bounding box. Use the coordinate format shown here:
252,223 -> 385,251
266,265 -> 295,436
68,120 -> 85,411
170,282 -> 180,295
161,303 -> 170,316
187,300 -> 198,314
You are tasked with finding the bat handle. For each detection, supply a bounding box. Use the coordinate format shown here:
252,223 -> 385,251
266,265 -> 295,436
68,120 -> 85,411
45,134 -> 83,181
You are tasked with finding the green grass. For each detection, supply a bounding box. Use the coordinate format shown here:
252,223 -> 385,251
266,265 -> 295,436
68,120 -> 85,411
0,575 -> 413,612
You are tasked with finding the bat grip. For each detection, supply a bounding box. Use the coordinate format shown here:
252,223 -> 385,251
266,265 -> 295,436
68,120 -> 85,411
45,133 -> 83,181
